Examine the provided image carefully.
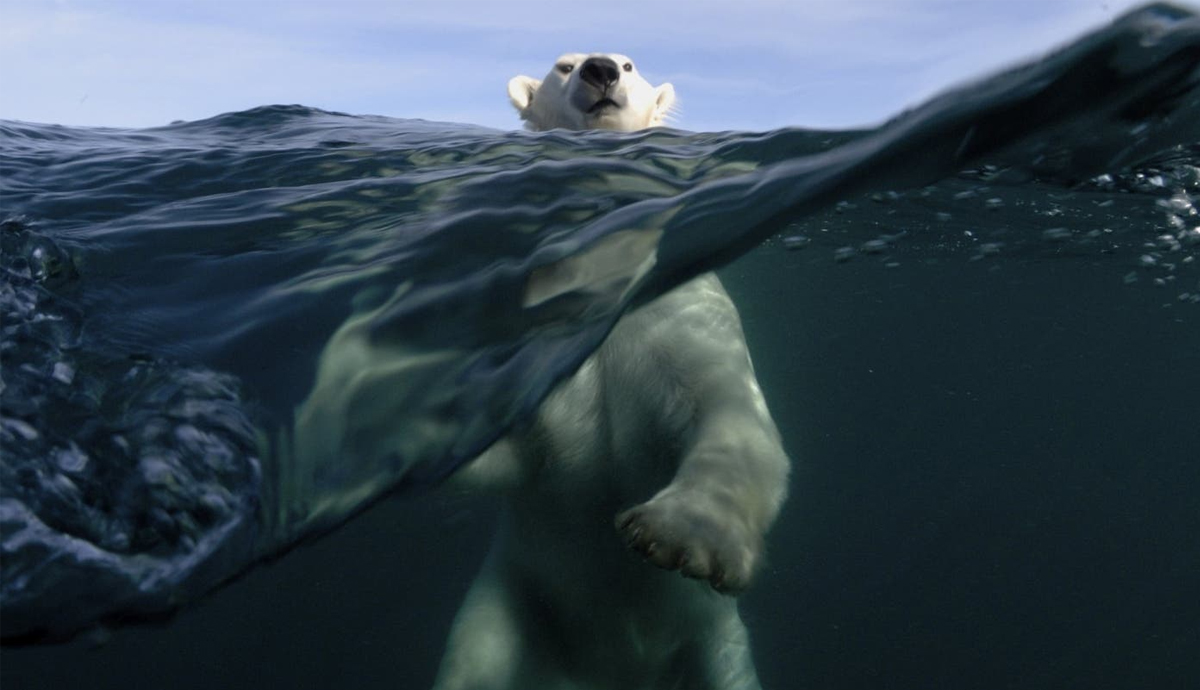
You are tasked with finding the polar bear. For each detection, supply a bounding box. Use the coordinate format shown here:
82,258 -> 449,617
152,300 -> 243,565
431,54 -> 790,690
507,52 -> 676,132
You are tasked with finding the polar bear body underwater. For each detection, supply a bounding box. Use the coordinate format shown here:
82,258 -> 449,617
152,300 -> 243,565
432,54 -> 791,690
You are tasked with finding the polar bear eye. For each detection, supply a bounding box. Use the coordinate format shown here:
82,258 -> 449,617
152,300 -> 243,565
557,63 -> 574,75
622,62 -> 633,72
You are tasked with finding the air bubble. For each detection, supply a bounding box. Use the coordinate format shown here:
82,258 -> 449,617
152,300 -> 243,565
1159,193 -> 1195,214
52,443 -> 89,474
52,361 -> 75,385
139,456 -> 179,487
861,239 -> 889,254
782,235 -> 811,250
2,417 -> 40,441
1156,234 -> 1182,251
198,491 -> 231,522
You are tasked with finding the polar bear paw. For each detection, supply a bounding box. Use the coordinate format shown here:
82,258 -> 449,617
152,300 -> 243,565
615,489 -> 761,594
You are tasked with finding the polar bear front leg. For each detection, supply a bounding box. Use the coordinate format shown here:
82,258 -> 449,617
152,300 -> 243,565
616,475 -> 760,593
615,407 -> 788,593
613,275 -> 790,593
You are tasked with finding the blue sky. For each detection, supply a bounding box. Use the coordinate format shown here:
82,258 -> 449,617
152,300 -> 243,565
0,0 -> 1170,131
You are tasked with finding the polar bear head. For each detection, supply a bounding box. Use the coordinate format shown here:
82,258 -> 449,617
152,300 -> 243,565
508,53 -> 676,132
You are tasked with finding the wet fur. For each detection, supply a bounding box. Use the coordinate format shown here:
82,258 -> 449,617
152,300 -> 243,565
432,56 -> 789,690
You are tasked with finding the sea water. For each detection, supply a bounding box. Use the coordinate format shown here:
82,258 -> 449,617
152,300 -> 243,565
2,4 -> 1199,689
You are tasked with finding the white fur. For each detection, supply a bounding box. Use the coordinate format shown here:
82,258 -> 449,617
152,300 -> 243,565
508,53 -> 676,132
432,56 -> 790,690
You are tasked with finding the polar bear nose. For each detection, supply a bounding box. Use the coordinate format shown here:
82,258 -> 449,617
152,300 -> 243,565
579,57 -> 621,89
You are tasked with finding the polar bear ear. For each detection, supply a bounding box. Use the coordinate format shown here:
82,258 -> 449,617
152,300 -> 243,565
651,83 -> 677,126
507,76 -> 542,115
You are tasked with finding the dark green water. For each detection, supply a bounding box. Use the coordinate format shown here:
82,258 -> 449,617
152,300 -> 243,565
2,4 -> 1199,688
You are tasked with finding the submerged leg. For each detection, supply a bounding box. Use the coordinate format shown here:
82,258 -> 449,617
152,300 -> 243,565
697,611 -> 764,690
613,276 -> 790,594
432,564 -> 524,690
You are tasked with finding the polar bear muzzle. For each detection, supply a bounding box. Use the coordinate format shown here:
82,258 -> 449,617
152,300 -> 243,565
509,52 -> 676,132
579,56 -> 621,89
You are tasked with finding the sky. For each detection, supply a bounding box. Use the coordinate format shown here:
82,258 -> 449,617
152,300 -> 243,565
0,0 -> 1177,132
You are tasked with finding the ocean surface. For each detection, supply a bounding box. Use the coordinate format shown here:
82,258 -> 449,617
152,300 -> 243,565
3,4 -> 1199,688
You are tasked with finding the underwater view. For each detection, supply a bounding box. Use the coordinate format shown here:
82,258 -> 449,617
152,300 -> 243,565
2,3 -> 1199,689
